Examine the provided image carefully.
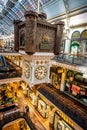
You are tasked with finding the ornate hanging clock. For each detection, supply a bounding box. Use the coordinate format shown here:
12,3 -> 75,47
24,64 -> 30,78
35,66 -> 47,80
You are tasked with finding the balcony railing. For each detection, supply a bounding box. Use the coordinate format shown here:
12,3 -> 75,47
38,83 -> 87,130
0,46 -> 15,53
52,53 -> 87,66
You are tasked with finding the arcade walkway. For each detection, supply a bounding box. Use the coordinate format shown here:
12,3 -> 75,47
17,89 -> 50,130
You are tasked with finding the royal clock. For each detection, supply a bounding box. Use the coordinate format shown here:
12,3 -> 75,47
35,66 -> 47,80
24,64 -> 30,78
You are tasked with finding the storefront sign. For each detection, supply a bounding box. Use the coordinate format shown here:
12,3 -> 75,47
57,69 -> 64,73
57,111 -> 74,128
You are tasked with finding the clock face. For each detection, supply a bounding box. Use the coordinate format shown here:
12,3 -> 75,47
24,64 -> 30,78
35,66 -> 47,80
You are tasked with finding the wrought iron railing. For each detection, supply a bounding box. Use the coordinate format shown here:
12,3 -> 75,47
0,46 -> 15,53
52,53 -> 87,66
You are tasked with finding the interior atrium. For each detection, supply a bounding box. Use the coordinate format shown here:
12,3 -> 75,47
0,0 -> 87,130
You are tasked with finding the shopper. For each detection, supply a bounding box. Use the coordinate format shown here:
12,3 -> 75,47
25,105 -> 29,114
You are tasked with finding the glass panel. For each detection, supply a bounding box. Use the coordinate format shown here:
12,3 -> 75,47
71,31 -> 80,39
7,13 -> 14,21
4,17 -> 13,25
81,30 -> 87,38
23,1 -> 33,10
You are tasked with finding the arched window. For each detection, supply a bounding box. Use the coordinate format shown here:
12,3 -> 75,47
70,41 -> 80,54
71,31 -> 80,39
81,30 -> 87,39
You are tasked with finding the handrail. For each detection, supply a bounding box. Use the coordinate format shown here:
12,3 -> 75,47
52,53 -> 87,66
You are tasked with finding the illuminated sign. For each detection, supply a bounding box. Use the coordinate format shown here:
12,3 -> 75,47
57,69 -> 64,73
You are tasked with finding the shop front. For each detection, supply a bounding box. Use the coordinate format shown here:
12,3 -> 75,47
0,82 -> 20,110
64,70 -> 87,106
53,111 -> 75,130
50,66 -> 63,89
37,95 -> 49,118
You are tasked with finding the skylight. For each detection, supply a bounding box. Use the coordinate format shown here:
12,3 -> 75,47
0,0 -> 8,13
2,0 -> 8,6
0,5 -> 3,13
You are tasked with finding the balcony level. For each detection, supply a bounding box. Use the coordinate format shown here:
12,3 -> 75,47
38,83 -> 87,130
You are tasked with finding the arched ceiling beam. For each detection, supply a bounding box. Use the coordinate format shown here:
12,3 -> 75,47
3,6 -> 20,19
4,16 -> 13,24
27,0 -> 35,9
1,24 -> 13,32
6,14 -> 13,21
2,19 -> 10,26
0,28 -> 9,35
18,1 -> 26,11
12,4 -> 24,16
9,0 -> 18,5
0,27 -> 11,34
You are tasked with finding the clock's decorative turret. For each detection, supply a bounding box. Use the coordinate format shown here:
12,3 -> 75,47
14,10 -> 64,55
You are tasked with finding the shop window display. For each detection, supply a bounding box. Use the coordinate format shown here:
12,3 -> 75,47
50,67 -> 62,89
37,95 -> 49,118
65,70 -> 87,105
53,111 -> 74,130
0,83 -> 19,111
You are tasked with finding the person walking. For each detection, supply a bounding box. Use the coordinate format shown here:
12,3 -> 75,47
25,105 -> 29,114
